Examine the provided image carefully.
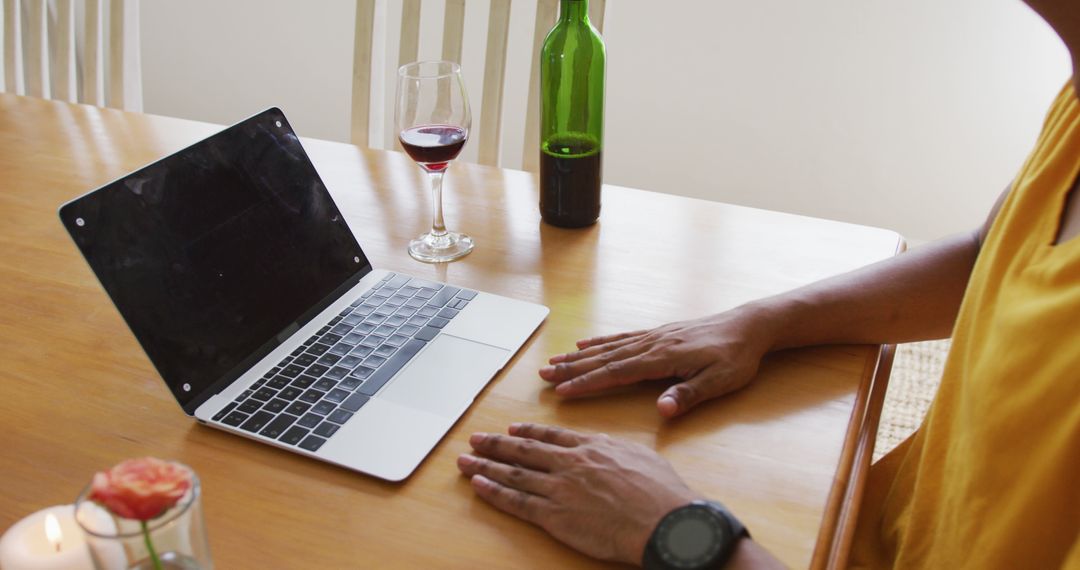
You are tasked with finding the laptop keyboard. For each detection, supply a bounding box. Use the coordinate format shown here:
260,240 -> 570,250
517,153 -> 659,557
210,273 -> 477,452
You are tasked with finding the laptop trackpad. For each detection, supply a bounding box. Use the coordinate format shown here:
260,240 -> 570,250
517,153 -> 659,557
378,335 -> 508,418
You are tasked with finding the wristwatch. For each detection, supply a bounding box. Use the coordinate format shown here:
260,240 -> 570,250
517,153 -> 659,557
642,500 -> 750,570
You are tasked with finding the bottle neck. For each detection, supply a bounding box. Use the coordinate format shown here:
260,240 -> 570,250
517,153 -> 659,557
559,0 -> 589,23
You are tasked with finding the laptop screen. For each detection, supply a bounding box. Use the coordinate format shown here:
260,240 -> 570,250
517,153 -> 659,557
60,108 -> 370,412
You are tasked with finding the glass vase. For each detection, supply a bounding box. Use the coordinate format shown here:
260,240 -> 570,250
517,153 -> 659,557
74,468 -> 213,570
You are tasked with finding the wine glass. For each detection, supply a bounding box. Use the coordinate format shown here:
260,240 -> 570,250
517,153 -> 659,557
396,60 -> 474,263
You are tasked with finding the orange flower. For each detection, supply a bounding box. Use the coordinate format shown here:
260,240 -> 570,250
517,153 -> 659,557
88,457 -> 193,521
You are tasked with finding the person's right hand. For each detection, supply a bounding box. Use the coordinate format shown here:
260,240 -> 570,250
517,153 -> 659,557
539,305 -> 777,418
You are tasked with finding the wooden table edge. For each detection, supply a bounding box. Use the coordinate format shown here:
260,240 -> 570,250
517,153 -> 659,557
809,236 -> 906,569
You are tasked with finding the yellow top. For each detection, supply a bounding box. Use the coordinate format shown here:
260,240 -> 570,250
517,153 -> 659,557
850,82 -> 1080,568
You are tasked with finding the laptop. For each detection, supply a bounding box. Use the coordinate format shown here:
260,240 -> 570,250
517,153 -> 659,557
58,108 -> 548,481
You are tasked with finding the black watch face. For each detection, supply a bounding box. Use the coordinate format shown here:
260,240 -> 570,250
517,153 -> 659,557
657,506 -> 729,568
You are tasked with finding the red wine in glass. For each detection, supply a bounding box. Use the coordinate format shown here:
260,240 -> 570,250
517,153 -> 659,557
399,125 -> 467,172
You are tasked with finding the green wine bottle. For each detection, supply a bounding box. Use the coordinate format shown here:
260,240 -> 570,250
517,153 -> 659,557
539,0 -> 605,227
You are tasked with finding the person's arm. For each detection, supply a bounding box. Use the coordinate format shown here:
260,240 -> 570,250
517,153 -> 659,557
758,180 -> 1009,348
539,185 -> 1011,418
727,539 -> 786,569
756,227 -> 978,348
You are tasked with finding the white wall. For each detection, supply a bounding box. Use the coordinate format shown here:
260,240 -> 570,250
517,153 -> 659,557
141,0 -> 1071,243
141,0 -> 355,140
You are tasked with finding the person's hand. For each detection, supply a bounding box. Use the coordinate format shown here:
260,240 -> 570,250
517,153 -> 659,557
458,423 -> 703,565
539,305 -> 776,418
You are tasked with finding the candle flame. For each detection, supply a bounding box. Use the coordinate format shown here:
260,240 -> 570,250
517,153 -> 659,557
44,513 -> 63,552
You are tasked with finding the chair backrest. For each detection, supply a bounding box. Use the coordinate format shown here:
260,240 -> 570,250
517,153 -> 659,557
1,0 -> 141,110
351,0 -> 606,171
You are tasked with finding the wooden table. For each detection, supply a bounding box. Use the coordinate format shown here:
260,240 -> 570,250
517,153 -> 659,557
0,95 -> 901,569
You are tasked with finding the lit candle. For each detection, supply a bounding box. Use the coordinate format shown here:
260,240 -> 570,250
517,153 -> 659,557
0,505 -> 95,569
44,514 -> 62,553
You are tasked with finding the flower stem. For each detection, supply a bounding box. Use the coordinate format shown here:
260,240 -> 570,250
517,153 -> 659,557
140,520 -> 164,570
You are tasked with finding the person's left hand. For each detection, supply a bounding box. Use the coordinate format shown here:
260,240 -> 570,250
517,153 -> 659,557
457,423 -> 703,565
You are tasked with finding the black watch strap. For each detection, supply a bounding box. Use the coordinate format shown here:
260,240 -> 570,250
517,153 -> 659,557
642,501 -> 750,570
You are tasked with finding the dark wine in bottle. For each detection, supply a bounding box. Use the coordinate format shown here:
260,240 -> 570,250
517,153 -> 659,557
540,135 -> 601,228
539,0 -> 605,227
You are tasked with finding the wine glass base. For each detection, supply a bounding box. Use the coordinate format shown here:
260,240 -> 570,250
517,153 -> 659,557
408,231 -> 474,263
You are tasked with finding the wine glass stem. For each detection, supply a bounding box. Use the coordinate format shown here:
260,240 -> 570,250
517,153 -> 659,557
429,170 -> 448,238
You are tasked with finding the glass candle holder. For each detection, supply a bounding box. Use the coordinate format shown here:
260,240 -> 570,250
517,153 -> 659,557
74,468 -> 213,570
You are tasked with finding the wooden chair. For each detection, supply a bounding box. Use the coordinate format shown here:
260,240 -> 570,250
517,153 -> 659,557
351,0 -> 606,170
1,0 -> 141,110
